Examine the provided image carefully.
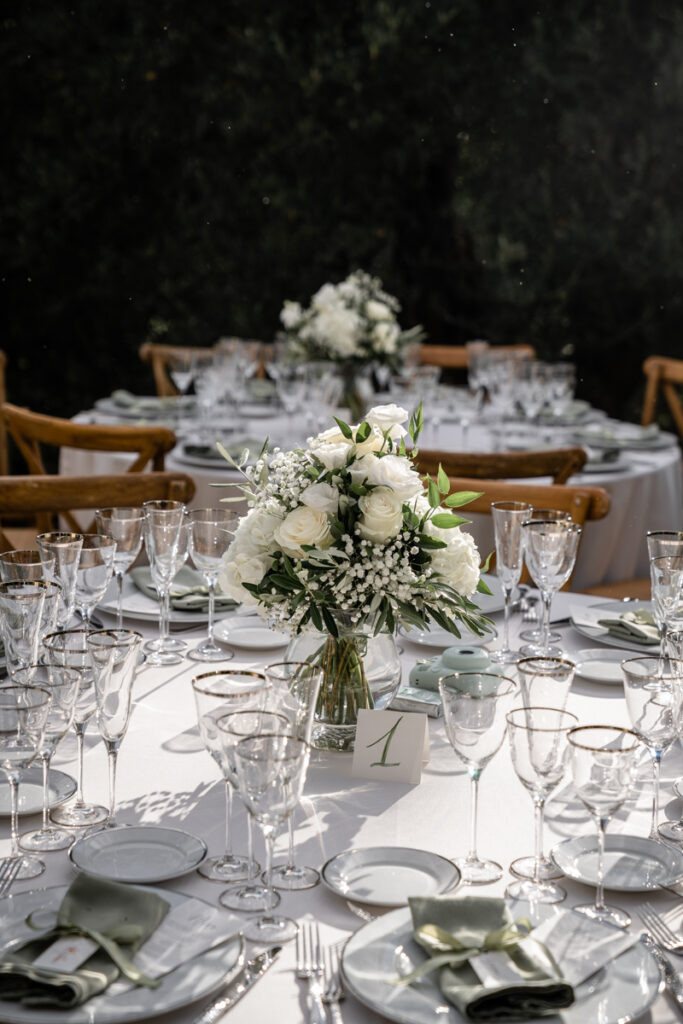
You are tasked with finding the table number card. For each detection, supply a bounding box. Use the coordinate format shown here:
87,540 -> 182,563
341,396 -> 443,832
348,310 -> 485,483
351,709 -> 430,783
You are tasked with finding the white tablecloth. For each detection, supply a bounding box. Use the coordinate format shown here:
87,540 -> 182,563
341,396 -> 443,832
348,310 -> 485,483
2,593 -> 683,1023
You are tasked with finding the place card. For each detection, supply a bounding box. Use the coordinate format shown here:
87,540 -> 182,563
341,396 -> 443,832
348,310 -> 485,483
351,709 -> 430,784
32,935 -> 99,972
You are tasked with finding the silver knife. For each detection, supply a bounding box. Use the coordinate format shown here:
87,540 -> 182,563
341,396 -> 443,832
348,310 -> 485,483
192,945 -> 282,1024
641,934 -> 683,1017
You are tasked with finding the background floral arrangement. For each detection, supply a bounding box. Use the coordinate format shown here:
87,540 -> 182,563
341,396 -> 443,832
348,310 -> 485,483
278,269 -> 425,370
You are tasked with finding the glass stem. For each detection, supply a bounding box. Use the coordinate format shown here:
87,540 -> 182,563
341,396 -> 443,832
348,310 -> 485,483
206,577 -> 216,647
107,744 -> 118,823
116,570 -> 124,630
539,589 -> 552,650
246,811 -> 256,882
651,749 -> 662,839
159,588 -> 171,646
285,816 -> 295,871
467,767 -> 482,863
223,779 -> 233,859
595,816 -> 609,914
40,752 -> 50,832
502,586 -> 513,652
262,825 -> 275,909
74,722 -> 86,808
8,771 -> 20,857
533,795 -> 546,884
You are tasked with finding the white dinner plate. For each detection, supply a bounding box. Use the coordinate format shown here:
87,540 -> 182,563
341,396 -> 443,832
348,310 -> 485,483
321,846 -> 461,907
399,621 -> 497,650
0,768 -> 76,818
97,576 -> 220,625
571,422 -> 678,450
0,885 -> 244,1024
572,648 -> 634,684
94,395 -> 196,420
341,903 -> 660,1024
551,833 -> 683,891
69,825 -> 208,883
214,619 -> 289,650
570,600 -> 660,653
578,455 -> 629,475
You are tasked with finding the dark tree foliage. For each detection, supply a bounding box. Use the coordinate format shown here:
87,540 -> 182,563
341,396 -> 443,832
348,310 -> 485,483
1,1 -> 681,425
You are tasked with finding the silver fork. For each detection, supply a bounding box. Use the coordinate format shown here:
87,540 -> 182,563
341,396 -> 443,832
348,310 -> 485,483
295,920 -> 326,1024
0,858 -> 21,897
323,942 -> 344,1024
641,902 -> 683,953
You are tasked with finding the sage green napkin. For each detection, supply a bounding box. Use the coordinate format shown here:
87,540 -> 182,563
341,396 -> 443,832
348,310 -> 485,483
406,895 -> 574,1022
596,609 -> 659,645
0,873 -> 169,1008
130,565 -> 237,612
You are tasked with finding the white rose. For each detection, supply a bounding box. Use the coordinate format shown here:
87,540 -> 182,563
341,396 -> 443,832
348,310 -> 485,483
357,488 -> 404,544
219,551 -> 272,605
372,320 -> 399,354
347,452 -> 378,485
280,300 -> 303,329
429,529 -> 481,597
365,404 -> 409,440
354,424 -> 387,455
310,426 -> 348,447
300,481 -> 340,516
311,283 -> 339,311
364,454 -> 423,500
365,299 -> 392,320
312,442 -> 351,470
236,508 -> 281,553
274,506 -> 332,557
314,307 -> 363,358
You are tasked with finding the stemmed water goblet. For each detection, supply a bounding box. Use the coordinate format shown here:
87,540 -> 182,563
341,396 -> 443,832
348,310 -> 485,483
44,628 -> 109,828
505,706 -> 578,903
36,531 -> 84,629
263,661 -> 323,889
187,508 -> 237,662
192,670 -> 270,881
95,507 -> 145,629
520,519 -> 582,657
438,672 -> 517,884
73,534 -> 117,627
14,664 -> 81,852
567,724 -> 642,929
518,510 -> 572,647
142,500 -> 187,665
489,501 -> 532,664
87,629 -> 143,828
232,733 -> 310,943
0,684 -> 51,879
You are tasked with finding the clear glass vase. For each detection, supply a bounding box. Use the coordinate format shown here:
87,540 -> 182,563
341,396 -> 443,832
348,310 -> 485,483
285,614 -> 401,752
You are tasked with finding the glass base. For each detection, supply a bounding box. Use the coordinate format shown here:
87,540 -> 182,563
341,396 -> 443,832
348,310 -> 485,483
505,877 -> 566,904
573,901 -> 631,929
197,852 -> 253,882
50,801 -> 109,828
657,820 -> 683,842
187,643 -> 234,663
509,854 -> 563,881
219,881 -> 280,913
489,647 -> 522,665
455,855 -> 503,885
519,642 -> 563,658
242,914 -> 298,943
15,853 -> 45,880
20,826 -> 74,852
143,647 -> 183,666
270,863 -> 320,890
519,627 -> 561,644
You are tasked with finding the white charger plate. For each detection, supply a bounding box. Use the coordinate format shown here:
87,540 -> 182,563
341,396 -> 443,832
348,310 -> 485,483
97,576 -> 221,625
0,885 -> 244,1024
214,619 -> 289,650
570,600 -> 659,654
69,825 -> 207,883
573,648 -> 635,684
94,396 -> 196,420
321,846 -> 461,907
399,622 -> 497,650
341,902 -> 660,1024
0,768 -> 76,818
551,833 -> 683,891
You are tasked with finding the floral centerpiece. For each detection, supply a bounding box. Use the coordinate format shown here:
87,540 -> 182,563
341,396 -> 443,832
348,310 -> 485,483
218,403 -> 492,750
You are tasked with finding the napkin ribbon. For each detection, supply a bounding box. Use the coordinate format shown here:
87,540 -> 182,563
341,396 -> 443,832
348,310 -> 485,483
26,916 -> 158,989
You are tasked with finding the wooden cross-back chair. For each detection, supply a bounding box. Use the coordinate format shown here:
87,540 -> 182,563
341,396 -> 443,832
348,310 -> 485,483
641,355 -> 683,441
416,446 -> 587,485
0,350 -> 7,475
418,343 -> 536,370
0,472 -> 196,553
138,342 -> 217,397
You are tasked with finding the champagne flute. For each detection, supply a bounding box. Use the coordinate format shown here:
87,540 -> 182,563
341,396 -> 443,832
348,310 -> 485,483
0,684 -> 51,879
44,628 -> 109,827
489,501 -> 532,664
505,706 -> 578,903
650,555 -> 683,643
520,519 -> 582,657
95,507 -> 145,629
568,724 -> 642,929
36,531 -> 84,629
15,664 -> 81,851
142,500 -> 186,665
87,629 -> 143,828
73,534 -> 117,626
438,672 -> 517,884
232,734 -> 310,942
0,581 -> 52,677
187,508 -> 237,662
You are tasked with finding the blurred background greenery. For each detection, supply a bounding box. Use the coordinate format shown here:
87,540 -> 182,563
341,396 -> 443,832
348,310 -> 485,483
2,1 -> 681,425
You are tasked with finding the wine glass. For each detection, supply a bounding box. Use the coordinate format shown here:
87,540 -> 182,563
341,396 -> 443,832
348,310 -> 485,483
647,530 -> 683,561
621,656 -> 680,840
567,724 -> 642,929
0,684 -> 51,879
0,580 -> 53,676
73,534 -> 117,626
275,363 -> 307,443
518,510 -> 572,646
14,664 -> 81,852
0,549 -> 53,582
142,500 -> 187,665
520,519 -> 582,656
95,507 -> 145,629
167,349 -> 197,396
505,706 -> 578,903
438,672 -> 517,884
87,629 -> 143,828
187,508 -> 238,662
264,661 -> 323,889
232,734 -> 310,943
191,670 -> 270,881
44,628 -> 109,828
36,531 -> 84,629
489,501 -> 532,664
650,555 -> 683,643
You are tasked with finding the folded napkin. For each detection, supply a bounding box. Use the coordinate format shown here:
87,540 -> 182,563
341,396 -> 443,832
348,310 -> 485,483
404,895 -> 574,1022
0,874 -> 169,1008
130,565 -> 237,612
596,609 -> 659,645
110,389 -> 182,413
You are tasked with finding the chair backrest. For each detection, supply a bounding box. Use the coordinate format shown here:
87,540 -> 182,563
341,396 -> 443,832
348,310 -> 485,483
641,355 -> 683,440
0,471 -> 196,552
138,342 -> 217,397
0,350 -> 7,475
416,446 -> 587,485
418,343 -> 536,369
